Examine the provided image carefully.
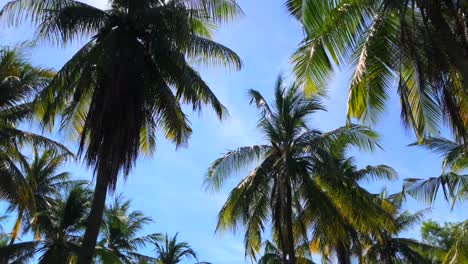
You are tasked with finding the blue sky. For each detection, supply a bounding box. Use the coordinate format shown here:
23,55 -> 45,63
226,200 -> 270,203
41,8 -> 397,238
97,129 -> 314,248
0,0 -> 466,263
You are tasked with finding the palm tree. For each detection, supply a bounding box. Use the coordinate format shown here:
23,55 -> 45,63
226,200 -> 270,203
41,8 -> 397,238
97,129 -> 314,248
0,46 -> 75,244
97,195 -> 162,263
287,0 -> 468,142
299,149 -> 398,264
1,1 -> 243,261
154,234 -> 205,264
257,240 -> 315,264
0,147 -> 74,244
0,46 -> 70,152
0,184 -> 93,264
442,220 -> 468,264
0,46 -> 72,186
363,209 -> 445,264
204,76 -> 385,264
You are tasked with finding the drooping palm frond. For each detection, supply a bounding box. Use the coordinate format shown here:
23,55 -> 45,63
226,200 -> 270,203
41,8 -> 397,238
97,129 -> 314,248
205,145 -> 271,191
288,0 -> 468,142
206,76 -> 393,263
98,194 -> 161,263
410,137 -> 468,172
404,172 -> 468,207
0,147 -> 74,243
0,184 -> 93,263
1,0 -> 243,259
0,241 -> 38,264
0,46 -> 72,155
362,206 -> 445,264
351,165 -> 398,182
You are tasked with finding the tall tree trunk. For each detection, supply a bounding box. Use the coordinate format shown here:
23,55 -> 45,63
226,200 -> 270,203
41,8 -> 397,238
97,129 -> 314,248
77,172 -> 109,264
336,243 -> 351,264
423,0 -> 468,87
285,181 -> 296,264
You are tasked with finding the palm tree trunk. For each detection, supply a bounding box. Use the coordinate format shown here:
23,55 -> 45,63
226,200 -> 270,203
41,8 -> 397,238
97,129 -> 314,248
77,172 -> 109,264
285,182 -> 296,264
336,243 -> 351,264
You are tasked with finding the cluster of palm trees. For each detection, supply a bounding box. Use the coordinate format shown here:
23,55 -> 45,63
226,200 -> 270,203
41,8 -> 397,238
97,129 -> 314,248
0,181 -> 204,264
0,0 -> 466,263
0,46 -> 206,263
205,79 -> 467,264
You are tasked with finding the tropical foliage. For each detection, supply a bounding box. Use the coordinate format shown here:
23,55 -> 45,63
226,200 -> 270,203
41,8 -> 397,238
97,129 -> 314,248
299,145 -> 398,264
422,220 -> 463,252
258,240 -> 315,264
405,138 -> 468,208
205,76 -> 397,263
0,46 -> 69,153
0,0 -> 467,263
0,147 -> 73,243
1,0 -> 243,261
97,195 -> 162,264
153,233 -> 205,264
287,0 -> 468,142
362,197 -> 445,264
0,184 -> 92,264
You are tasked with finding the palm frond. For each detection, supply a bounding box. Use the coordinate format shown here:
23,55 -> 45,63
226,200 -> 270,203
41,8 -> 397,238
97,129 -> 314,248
204,145 -> 270,191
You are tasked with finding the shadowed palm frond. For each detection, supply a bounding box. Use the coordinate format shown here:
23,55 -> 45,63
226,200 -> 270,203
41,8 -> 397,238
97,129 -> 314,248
404,173 -> 468,207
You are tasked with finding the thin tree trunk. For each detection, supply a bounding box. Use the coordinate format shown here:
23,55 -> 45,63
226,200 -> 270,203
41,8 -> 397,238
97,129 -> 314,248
77,172 -> 109,264
423,0 -> 468,87
285,181 -> 296,264
336,243 -> 351,264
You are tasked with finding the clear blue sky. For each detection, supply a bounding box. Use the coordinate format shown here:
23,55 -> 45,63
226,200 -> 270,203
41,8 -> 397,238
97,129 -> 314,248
0,0 -> 466,263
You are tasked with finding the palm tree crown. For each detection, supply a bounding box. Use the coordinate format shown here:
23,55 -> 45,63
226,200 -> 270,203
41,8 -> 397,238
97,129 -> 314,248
154,233 -> 203,264
0,184 -> 93,264
1,1 -> 243,261
0,147 -> 73,243
363,197 -> 446,264
258,240 -> 315,264
98,195 -> 162,263
205,76 -> 386,263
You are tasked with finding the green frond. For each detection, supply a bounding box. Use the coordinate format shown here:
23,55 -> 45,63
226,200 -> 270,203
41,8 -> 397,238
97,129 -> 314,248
187,35 -> 242,70
353,165 -> 398,182
204,145 -> 270,191
404,173 -> 468,206
410,138 -> 467,172
183,0 -> 244,24
321,124 -> 381,152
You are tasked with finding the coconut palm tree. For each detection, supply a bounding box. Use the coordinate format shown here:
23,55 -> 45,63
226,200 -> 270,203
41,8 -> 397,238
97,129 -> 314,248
97,195 -> 162,264
0,46 -> 71,152
442,220 -> 468,264
0,147 -> 74,244
287,0 -> 468,143
204,76 -> 386,264
363,208 -> 445,264
298,147 -> 398,264
257,240 -> 315,264
154,234 -> 205,264
0,184 -> 93,264
1,1 -> 242,261
0,46 -> 72,185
